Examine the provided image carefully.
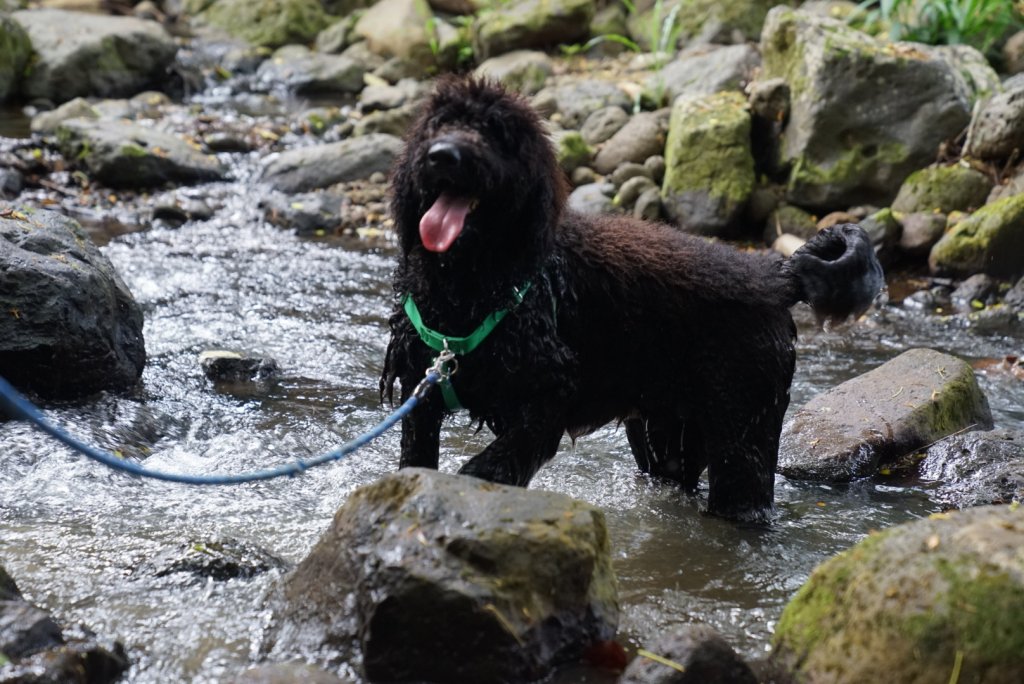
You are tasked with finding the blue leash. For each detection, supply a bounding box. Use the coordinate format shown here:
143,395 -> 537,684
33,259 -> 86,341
0,354 -> 450,485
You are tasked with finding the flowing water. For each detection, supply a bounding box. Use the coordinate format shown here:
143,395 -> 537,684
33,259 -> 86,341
2,111 -> 1023,683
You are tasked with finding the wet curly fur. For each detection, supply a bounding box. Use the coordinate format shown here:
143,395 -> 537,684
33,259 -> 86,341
382,77 -> 882,522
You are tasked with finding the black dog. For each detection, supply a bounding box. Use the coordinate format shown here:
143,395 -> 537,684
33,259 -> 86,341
382,77 -> 883,522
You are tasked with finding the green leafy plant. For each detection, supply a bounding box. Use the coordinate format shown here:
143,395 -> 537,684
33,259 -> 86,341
855,0 -> 1024,55
559,33 -> 641,57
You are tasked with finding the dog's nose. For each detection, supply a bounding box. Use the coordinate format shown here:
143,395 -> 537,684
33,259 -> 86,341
427,141 -> 461,169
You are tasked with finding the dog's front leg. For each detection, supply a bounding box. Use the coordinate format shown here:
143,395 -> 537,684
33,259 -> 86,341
398,383 -> 445,470
457,418 -> 563,487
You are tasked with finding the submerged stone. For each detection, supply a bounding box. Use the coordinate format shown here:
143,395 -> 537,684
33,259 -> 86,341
918,429 -> 1024,509
773,505 -> 1024,684
264,468 -> 618,683
779,348 -> 993,482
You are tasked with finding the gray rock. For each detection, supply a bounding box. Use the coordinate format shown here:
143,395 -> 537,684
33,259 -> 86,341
261,191 -> 345,236
29,97 -> 99,134
965,73 -> 1024,160
661,91 -> 755,237
315,14 -> 359,54
55,119 -> 225,189
0,566 -> 62,658
261,134 -> 402,193
760,7 -> 995,210
472,0 -> 593,60
354,0 -> 434,65
257,45 -> 365,94
197,0 -> 330,49
918,429 -> 1024,509
0,168 -> 23,199
1005,29 -> 1024,75
644,155 -> 666,183
615,175 -> 656,209
537,79 -> 632,128
643,44 -> 761,107
149,537 -> 287,582
567,182 -> 618,216
898,211 -> 946,256
611,162 -> 652,188
593,110 -> 669,175
858,207 -> 900,260
353,102 -> 417,137
779,348 -> 993,482
359,78 -> 425,112
0,204 -> 145,398
621,624 -> 757,684
627,0 -> 774,51
633,187 -> 663,221
0,15 -> 31,101
474,50 -> 553,95
950,273 -> 997,310
339,41 -> 387,74
773,505 -> 1024,684
989,166 -> 1024,203
581,106 -> 630,146
570,166 -> 598,186
12,9 -> 177,104
264,468 -> 617,683
1006,276 -> 1024,311
764,203 -> 817,244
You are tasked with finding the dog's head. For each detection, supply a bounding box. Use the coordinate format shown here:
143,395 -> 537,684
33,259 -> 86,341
391,77 -> 566,260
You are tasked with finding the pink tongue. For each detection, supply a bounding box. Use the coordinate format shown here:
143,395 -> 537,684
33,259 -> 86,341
419,193 -> 472,252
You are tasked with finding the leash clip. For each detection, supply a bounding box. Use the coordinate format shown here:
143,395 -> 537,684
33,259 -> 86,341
418,341 -> 458,400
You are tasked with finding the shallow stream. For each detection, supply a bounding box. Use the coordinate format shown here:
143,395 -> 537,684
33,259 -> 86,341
2,110 -> 1023,683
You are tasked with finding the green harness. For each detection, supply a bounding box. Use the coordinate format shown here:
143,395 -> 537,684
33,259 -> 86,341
402,282 -> 533,410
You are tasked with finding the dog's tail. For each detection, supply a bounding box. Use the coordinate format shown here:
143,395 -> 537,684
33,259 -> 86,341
782,223 -> 885,324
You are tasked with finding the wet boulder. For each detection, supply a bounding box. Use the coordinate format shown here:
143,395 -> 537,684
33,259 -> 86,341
199,350 -> 281,384
592,110 -> 669,176
0,564 -> 128,682
779,348 -> 993,482
260,134 -> 402,193
264,468 -> 618,683
0,15 -> 30,101
661,91 -> 755,236
760,6 -> 995,210
0,204 -> 145,399
620,623 -> 757,684
965,74 -> 1024,161
148,538 -> 288,584
256,45 -> 365,94
773,504 -> 1024,683
12,9 -> 177,104
472,0 -> 593,61
929,192 -> 1024,278
918,429 -> 1024,510
642,44 -> 761,108
891,164 -> 994,215
196,0 -> 330,49
55,119 -> 225,189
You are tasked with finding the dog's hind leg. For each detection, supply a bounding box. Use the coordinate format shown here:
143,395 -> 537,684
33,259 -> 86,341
457,420 -> 564,487
625,415 -> 707,490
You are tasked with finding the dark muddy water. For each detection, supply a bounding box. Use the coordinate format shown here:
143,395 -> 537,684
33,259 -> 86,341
1,133 -> 1023,683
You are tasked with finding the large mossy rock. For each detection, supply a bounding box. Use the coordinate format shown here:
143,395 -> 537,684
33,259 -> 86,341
627,0 -> 774,51
660,90 -> 755,236
891,164 -> 994,215
760,7 -> 995,210
264,468 -> 618,683
779,348 -> 993,482
0,15 -> 31,102
473,0 -> 594,61
929,192 -> 1024,278
773,505 -> 1024,683
198,0 -> 330,49
0,204 -> 145,398
11,9 -> 177,104
55,119 -> 225,189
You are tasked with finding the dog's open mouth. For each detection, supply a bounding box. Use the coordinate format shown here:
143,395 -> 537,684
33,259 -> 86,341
419,192 -> 476,252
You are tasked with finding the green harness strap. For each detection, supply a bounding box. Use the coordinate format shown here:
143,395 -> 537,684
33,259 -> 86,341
402,282 -> 533,410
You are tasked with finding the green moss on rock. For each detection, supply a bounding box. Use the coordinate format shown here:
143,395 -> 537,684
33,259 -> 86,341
929,193 -> 1024,277
892,164 -> 994,215
0,16 -> 31,101
773,505 -> 1024,683
473,0 -> 593,61
554,130 -> 592,173
200,0 -> 330,49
